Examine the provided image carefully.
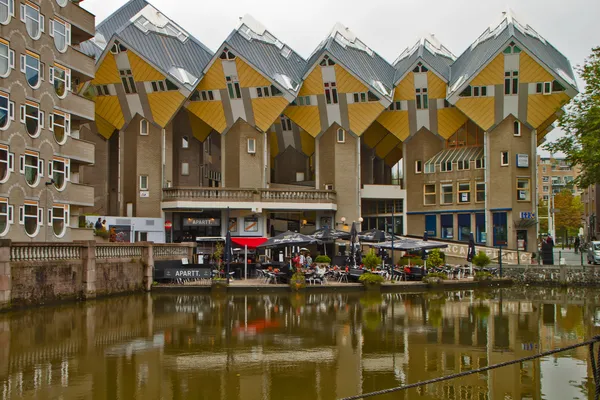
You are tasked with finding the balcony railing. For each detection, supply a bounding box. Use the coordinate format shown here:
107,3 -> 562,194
163,187 -> 337,204
57,3 -> 95,41
61,137 -> 94,165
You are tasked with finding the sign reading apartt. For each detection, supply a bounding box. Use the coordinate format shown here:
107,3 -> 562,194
443,242 -> 532,265
164,268 -> 212,279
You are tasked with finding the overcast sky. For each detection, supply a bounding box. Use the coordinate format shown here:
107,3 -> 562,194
81,0 -> 600,156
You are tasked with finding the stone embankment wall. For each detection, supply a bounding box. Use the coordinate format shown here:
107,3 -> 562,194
499,264 -> 600,286
0,240 -> 194,309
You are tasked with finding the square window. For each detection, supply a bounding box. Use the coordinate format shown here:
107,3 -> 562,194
424,184 -> 436,205
441,184 -> 453,205
517,178 -> 530,201
458,182 -> 471,203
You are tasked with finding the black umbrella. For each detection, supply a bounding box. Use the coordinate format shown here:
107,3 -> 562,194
257,231 -> 321,249
350,222 -> 358,267
467,233 -> 476,262
421,231 -> 429,261
358,229 -> 396,243
309,226 -> 351,241
373,238 -> 448,252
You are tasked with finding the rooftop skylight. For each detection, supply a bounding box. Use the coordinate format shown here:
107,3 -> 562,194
329,23 -> 374,57
131,4 -> 189,43
237,14 -> 293,58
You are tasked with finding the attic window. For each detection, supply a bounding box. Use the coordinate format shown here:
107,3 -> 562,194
503,41 -> 521,54
220,47 -> 236,60
319,55 -> 335,66
412,62 -> 428,73
110,41 -> 127,54
280,46 -> 292,58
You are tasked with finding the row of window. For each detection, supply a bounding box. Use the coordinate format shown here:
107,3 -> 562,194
0,147 -> 70,189
352,91 -> 379,103
424,182 -> 486,205
0,1 -> 72,52
0,198 -> 69,238
417,158 -> 486,174
459,85 -> 488,98
535,80 -> 565,95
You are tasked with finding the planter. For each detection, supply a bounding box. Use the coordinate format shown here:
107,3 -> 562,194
315,262 -> 329,268
364,283 -> 381,292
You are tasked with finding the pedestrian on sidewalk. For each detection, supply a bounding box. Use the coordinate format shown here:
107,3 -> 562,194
574,236 -> 580,254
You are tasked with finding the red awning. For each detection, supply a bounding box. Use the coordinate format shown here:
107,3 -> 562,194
231,237 -> 268,249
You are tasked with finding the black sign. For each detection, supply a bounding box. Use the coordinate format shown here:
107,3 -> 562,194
164,268 -> 212,279
183,218 -> 220,227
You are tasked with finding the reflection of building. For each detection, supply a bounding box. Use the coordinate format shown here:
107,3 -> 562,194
0,1 -> 96,240
76,2 -> 577,251
536,156 -> 582,202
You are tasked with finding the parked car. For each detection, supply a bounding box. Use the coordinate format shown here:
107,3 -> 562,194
587,241 -> 600,265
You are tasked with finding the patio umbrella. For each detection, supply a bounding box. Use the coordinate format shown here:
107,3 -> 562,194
350,222 -> 358,267
421,231 -> 429,263
257,231 -> 322,249
358,229 -> 396,243
467,232 -> 476,276
373,238 -> 448,252
309,226 -> 351,241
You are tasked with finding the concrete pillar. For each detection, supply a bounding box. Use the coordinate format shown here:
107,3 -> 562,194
0,240 -> 11,310
142,243 -> 154,292
81,240 -> 96,299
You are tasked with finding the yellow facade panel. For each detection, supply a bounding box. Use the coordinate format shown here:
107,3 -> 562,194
427,72 -> 447,99
362,122 -> 389,148
95,95 -> 124,129
376,111 -> 410,141
455,97 -> 495,131
334,65 -> 367,93
299,67 -> 323,96
437,108 -> 469,139
519,52 -> 553,83
384,146 -> 403,167
284,105 -> 321,137
93,54 -> 121,85
188,111 -> 213,143
299,130 -> 315,156
471,54 -> 504,86
251,97 -> 289,132
347,102 -> 384,136
236,58 -> 270,88
186,101 -> 227,133
526,92 -> 569,128
394,73 -> 414,101
375,134 -> 401,159
95,114 -> 116,139
128,51 -> 164,83
147,91 -> 185,128
196,61 -> 227,91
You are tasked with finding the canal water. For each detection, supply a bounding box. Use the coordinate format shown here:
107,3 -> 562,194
0,287 -> 598,399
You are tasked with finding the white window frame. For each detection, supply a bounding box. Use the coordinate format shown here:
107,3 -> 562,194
0,91 -> 14,131
517,178 -> 531,202
0,40 -> 15,78
48,204 -> 68,238
247,138 -> 256,154
424,184 -> 436,205
48,110 -> 70,145
49,157 -> 70,191
20,101 -> 44,138
20,52 -> 42,89
424,163 -> 435,174
415,160 -> 422,174
226,75 -> 241,99
513,120 -> 521,136
336,128 -> 345,143
0,0 -> 15,25
389,101 -> 402,111
504,70 -> 519,95
0,197 -> 13,237
20,2 -> 44,40
416,88 -> 428,110
49,17 -> 71,53
139,175 -> 148,190
182,135 -> 189,149
181,162 -> 189,176
324,82 -> 338,104
19,151 -> 42,187
458,182 -> 471,204
19,201 -> 41,238
440,184 -> 454,205
140,119 -> 148,136
49,63 -> 71,98
500,151 -> 509,167
298,96 -> 311,106
280,115 -> 292,131
119,69 -> 137,94
0,144 -> 14,183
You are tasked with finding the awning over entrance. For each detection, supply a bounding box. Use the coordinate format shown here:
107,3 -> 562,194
231,237 -> 268,249
425,146 -> 483,169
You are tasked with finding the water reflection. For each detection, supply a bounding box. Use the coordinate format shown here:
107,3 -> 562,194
0,287 -> 599,399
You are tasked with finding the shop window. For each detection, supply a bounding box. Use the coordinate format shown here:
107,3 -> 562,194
21,52 -> 42,88
0,40 -> 15,78
458,182 -> 471,203
424,184 -> 436,205
441,184 -> 453,205
20,101 -> 44,138
336,128 -> 345,143
49,18 -> 71,52
49,64 -> 71,98
50,157 -> 69,191
19,201 -> 42,237
0,145 -> 14,183
0,91 -> 15,130
49,111 -> 70,144
0,197 -> 13,236
49,204 -> 68,238
0,0 -> 15,25
475,213 -> 486,244
425,214 -> 437,237
324,82 -> 338,104
441,214 -> 453,239
493,212 -> 508,246
120,69 -> 137,94
517,178 -> 530,201
458,214 -> 471,241
140,119 -> 148,135
20,2 -> 43,40
476,182 -> 485,202
226,76 -> 241,99
415,160 -> 422,174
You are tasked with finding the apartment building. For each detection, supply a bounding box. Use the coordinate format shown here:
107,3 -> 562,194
536,155 -> 582,203
0,0 -> 96,241
79,2 -> 576,251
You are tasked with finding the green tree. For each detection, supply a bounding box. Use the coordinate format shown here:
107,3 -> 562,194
553,190 -> 584,237
544,47 -> 600,187
363,249 -> 382,270
538,200 -> 549,233
427,249 -> 445,268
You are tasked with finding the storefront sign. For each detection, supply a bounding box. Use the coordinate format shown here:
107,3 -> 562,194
244,217 -> 259,232
516,154 -> 529,168
183,218 -> 220,227
519,212 -> 535,219
442,242 -> 531,265
164,268 -> 211,279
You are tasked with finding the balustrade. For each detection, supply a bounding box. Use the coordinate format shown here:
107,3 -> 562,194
163,187 -> 336,204
95,245 -> 143,259
10,244 -> 82,262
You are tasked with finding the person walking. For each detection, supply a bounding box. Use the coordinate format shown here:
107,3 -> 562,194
574,236 -> 580,254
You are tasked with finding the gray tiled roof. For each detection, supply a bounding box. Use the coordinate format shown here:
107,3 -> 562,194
95,0 -> 148,41
393,39 -> 455,84
225,31 -> 306,94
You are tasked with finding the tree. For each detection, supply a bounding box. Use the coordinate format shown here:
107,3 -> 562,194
427,249 -> 445,268
544,47 -> 600,188
553,190 -> 584,237
538,200 -> 549,234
